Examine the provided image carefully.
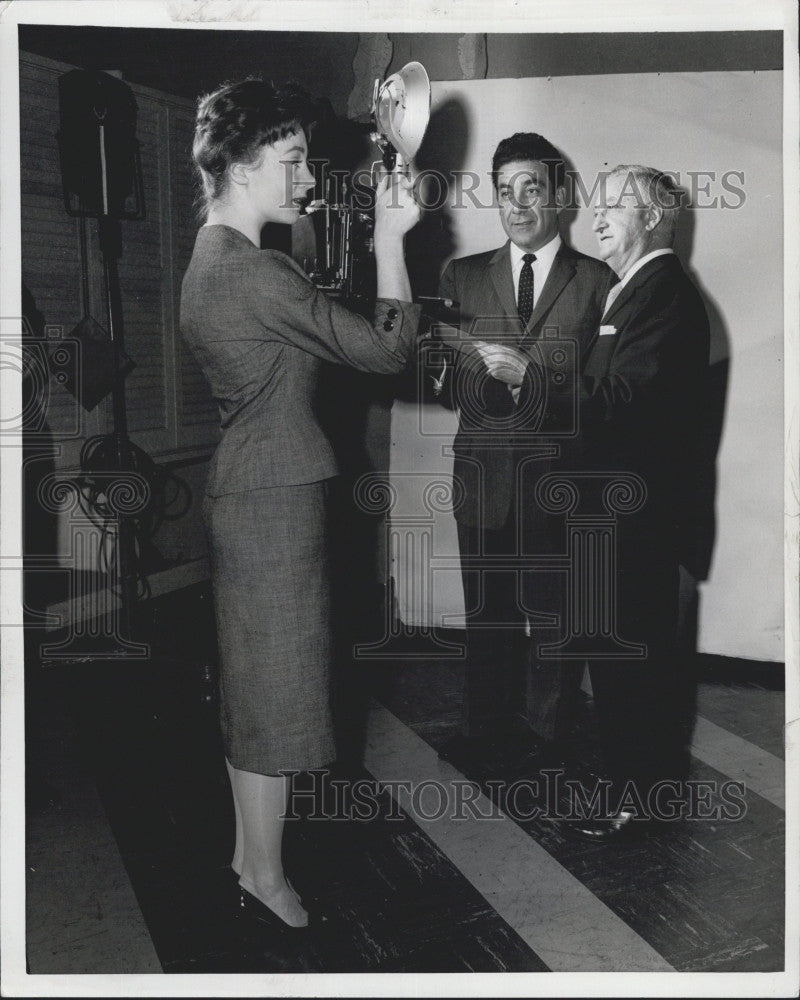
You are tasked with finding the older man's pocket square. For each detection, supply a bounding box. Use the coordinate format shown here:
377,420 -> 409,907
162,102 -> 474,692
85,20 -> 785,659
599,325 -> 617,337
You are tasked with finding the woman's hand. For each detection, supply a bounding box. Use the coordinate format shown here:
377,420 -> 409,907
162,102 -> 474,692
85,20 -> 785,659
373,172 -> 422,247
373,172 -> 420,302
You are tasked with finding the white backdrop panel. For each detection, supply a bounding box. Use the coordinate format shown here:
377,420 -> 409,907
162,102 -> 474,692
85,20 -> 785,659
389,70 -> 783,662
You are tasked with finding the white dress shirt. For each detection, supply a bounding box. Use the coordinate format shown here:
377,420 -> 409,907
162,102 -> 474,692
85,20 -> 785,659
510,233 -> 562,312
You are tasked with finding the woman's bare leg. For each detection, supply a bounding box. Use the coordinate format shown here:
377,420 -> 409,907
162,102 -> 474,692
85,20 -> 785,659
226,758 -> 245,877
226,760 -> 307,927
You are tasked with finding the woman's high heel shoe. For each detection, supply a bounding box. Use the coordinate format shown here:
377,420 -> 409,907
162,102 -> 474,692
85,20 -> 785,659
237,886 -> 310,933
232,868 -> 302,904
285,877 -> 302,904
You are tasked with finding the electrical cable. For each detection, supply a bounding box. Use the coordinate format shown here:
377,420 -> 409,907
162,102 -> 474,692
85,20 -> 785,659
77,434 -> 192,601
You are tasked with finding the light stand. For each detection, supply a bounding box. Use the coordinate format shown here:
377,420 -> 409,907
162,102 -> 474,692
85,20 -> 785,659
57,68 -> 145,645
97,215 -> 138,640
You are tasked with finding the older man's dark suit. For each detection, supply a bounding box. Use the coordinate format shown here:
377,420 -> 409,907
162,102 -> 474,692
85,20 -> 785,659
438,241 -> 613,741
538,251 -> 710,796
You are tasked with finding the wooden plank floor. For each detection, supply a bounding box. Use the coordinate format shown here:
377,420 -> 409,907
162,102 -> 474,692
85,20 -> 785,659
23,639 -> 787,985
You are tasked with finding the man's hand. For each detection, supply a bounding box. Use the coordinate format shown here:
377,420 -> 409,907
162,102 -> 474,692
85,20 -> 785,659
472,340 -> 529,387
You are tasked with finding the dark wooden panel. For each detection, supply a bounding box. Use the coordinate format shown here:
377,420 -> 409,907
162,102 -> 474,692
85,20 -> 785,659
20,58 -> 86,442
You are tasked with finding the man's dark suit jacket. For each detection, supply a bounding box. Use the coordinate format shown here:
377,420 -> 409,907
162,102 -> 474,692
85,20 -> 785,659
540,251 -> 710,555
437,241 -> 614,531
530,251 -> 711,787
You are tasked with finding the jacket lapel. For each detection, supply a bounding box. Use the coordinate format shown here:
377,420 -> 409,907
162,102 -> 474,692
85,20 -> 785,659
529,247 -> 576,330
602,253 -> 681,326
488,242 -> 519,320
519,246 -> 577,346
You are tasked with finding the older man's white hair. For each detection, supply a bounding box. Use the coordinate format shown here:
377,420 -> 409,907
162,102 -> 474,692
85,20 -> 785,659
608,164 -> 682,244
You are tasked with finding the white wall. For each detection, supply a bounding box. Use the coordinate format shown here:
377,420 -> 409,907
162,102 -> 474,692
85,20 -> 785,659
390,70 -> 784,662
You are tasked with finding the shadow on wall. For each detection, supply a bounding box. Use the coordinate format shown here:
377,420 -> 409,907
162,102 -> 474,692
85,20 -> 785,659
672,195 -> 730,736
393,96 -> 469,405
405,96 -> 469,298
673,195 -> 731,586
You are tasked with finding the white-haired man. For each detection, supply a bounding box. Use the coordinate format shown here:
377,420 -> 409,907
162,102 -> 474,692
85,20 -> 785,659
571,165 -> 709,837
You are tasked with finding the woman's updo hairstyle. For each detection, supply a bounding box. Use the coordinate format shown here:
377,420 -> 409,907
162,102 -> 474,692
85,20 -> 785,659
192,77 -> 316,219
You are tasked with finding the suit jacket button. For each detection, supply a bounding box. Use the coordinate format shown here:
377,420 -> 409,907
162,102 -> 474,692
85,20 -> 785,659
383,320 -> 394,331
387,307 -> 399,320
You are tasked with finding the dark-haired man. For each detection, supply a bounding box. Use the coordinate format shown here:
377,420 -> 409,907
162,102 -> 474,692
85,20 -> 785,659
436,133 -> 613,761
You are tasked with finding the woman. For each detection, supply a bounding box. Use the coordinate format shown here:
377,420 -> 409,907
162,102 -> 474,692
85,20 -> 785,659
180,78 -> 421,930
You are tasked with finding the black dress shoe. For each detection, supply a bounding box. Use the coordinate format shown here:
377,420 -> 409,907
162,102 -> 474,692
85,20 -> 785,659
562,810 -> 650,841
237,887 -> 310,933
